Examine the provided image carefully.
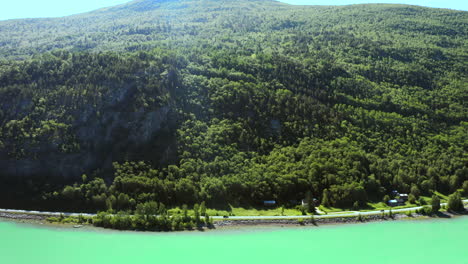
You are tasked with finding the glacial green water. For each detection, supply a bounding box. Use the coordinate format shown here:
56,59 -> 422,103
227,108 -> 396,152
1,217 -> 467,264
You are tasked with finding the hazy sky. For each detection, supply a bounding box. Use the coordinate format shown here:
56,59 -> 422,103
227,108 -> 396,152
0,0 -> 466,21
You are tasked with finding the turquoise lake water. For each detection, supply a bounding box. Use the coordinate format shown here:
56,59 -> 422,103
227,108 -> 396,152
1,217 -> 467,264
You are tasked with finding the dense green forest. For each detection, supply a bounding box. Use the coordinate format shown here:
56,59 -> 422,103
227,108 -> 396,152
0,0 -> 466,212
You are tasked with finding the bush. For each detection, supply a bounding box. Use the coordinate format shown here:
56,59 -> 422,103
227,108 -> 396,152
93,204 -> 212,231
419,197 -> 426,205
296,205 -> 306,215
411,185 -> 421,199
431,195 -> 440,213
78,214 -> 87,224
183,221 -> 194,230
417,206 -> 432,215
46,217 -> 60,223
205,214 -> 213,228
172,216 -> 183,231
463,181 -> 468,196
62,217 -> 76,224
447,192 -> 464,212
383,195 -> 390,204
298,218 -> 304,225
353,201 -> 360,210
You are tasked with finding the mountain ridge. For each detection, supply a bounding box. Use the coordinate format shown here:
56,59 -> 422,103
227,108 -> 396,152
0,1 -> 466,60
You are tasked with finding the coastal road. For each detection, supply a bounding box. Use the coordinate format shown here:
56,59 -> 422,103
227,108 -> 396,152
212,200 -> 468,220
1,200 -> 467,220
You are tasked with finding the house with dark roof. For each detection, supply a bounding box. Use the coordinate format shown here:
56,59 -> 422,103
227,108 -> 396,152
399,194 -> 409,201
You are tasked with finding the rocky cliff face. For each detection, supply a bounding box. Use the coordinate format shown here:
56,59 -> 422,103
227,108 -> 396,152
0,58 -> 176,179
0,93 -> 173,179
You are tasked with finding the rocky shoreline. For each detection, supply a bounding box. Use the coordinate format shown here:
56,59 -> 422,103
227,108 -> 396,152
214,208 -> 468,228
1,208 -> 466,231
214,213 -> 411,227
0,212 -> 47,221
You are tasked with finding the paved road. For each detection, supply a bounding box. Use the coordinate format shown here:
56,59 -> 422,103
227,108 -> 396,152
1,200 -> 467,220
213,200 -> 468,219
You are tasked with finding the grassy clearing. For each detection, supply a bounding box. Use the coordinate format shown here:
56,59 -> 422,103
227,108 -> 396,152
230,207 -> 302,216
318,205 -> 344,213
433,191 -> 449,201
363,202 -> 417,211
169,206 -> 303,217
365,202 -> 390,210
431,192 -> 452,203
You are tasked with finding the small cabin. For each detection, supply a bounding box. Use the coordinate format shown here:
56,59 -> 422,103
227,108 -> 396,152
388,199 -> 399,207
263,200 -> 276,206
399,194 -> 409,201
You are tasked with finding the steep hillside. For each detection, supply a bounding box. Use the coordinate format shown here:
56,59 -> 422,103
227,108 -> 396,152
0,0 -> 466,210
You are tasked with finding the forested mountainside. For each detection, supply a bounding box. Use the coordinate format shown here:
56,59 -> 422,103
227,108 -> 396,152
0,0 -> 466,211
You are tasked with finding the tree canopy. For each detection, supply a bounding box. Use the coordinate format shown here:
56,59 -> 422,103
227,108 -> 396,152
0,0 -> 466,211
